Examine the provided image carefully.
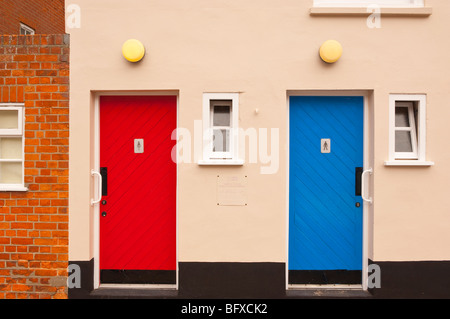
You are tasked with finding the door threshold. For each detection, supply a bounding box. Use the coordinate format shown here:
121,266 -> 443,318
100,283 -> 177,290
288,284 -> 362,290
91,284 -> 179,298
287,284 -> 371,298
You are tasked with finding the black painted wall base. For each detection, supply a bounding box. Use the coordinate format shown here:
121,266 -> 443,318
369,260 -> 450,299
68,259 -> 94,299
178,262 -> 285,299
68,259 -> 450,299
100,269 -> 176,285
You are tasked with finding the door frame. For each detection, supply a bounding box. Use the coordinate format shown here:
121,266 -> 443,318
92,91 -> 179,290
286,90 -> 371,290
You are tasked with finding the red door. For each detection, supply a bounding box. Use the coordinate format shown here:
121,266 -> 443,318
99,95 -> 176,284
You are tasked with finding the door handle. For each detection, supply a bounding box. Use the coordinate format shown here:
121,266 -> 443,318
361,168 -> 373,204
91,169 -> 102,206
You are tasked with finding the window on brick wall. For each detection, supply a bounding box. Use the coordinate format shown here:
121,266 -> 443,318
19,23 -> 35,35
0,105 -> 27,191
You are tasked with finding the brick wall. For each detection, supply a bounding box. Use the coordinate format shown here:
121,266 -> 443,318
0,0 -> 65,35
0,34 -> 69,299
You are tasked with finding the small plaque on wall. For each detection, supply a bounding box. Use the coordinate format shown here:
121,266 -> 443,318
217,175 -> 248,206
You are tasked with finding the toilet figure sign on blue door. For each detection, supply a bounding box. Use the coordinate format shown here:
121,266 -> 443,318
321,138 -> 331,154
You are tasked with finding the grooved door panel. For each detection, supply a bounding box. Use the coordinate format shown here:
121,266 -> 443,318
100,96 -> 176,271
289,96 -> 363,271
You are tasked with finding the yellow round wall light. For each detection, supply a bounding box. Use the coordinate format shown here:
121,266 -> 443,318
122,39 -> 146,63
319,40 -> 343,64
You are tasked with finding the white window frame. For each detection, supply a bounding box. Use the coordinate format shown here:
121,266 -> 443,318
0,104 -> 27,191
199,93 -> 243,165
19,23 -> 35,35
386,94 -> 433,166
313,0 -> 424,8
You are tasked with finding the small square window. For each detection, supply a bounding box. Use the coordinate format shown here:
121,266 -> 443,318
19,23 -> 35,35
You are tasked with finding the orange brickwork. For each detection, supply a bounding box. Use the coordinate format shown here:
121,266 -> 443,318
0,34 -> 69,299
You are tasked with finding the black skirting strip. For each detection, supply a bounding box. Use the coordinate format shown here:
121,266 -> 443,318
289,270 -> 362,285
100,270 -> 176,284
68,261 -> 450,298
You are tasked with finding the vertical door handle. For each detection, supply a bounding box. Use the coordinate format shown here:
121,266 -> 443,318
91,169 -> 102,206
361,168 -> 373,204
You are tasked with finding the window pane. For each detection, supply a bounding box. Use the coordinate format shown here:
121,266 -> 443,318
213,129 -> 230,152
0,110 -> 19,129
0,138 -> 22,159
213,104 -> 231,127
395,107 -> 410,127
395,131 -> 413,152
0,162 -> 22,184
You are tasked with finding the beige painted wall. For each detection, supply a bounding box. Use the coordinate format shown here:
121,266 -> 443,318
67,0 -> 450,263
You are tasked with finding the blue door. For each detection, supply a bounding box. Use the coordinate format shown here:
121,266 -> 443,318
289,96 -> 364,285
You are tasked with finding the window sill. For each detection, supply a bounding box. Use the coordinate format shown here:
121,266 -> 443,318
198,159 -> 244,166
310,7 -> 432,17
0,186 -> 28,192
384,160 -> 434,167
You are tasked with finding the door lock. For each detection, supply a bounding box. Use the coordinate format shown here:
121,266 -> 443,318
101,211 -> 107,217
102,200 -> 107,205
355,167 -> 363,196
100,167 -> 108,196
355,202 -> 361,208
